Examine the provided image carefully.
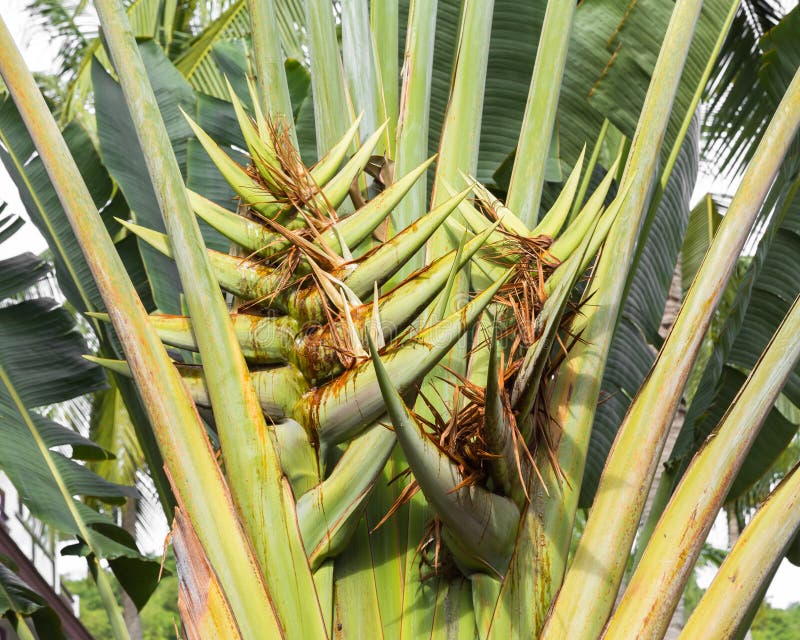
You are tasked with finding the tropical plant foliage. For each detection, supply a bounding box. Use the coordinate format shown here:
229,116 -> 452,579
0,1 -> 798,639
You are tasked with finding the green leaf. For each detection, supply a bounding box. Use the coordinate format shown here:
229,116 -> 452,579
93,41 -> 229,314
0,207 -> 24,243
92,48 -> 185,314
557,0 -> 738,174
0,561 -> 64,640
681,194 -> 722,295
0,253 -> 50,299
0,98 -> 109,313
174,0 -> 250,100
0,208 -> 143,566
0,298 -> 143,558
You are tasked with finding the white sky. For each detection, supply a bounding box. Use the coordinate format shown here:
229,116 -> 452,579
0,1 -> 798,608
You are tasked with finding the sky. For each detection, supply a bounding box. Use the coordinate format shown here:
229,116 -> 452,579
0,1 -> 798,609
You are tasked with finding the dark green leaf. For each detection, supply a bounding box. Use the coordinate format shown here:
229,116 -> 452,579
0,562 -> 65,639
0,253 -> 50,300
0,98 -> 110,313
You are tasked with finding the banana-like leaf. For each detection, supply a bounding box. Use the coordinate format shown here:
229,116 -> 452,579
0,205 -> 23,242
0,105 -> 154,314
0,561 -> 63,640
0,252 -> 50,300
212,43 -> 311,119
411,0 -> 735,199
93,41 -> 233,314
0,104 -> 171,515
407,0 -> 550,187
0,98 -> 108,312
0,276 -> 149,573
62,0 -> 306,117
0,237 -> 163,608
556,0 -> 738,174
93,48 -> 183,315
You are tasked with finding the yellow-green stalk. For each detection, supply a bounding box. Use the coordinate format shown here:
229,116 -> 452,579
0,14 -> 279,639
605,295 -> 800,639
93,0 -> 328,635
544,60 -> 800,640
680,460 -> 800,639
506,0 -> 577,227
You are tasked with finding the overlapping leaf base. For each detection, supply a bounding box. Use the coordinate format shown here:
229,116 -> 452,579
100,104 -> 620,633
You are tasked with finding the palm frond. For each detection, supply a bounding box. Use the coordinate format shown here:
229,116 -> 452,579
702,0 -> 787,177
